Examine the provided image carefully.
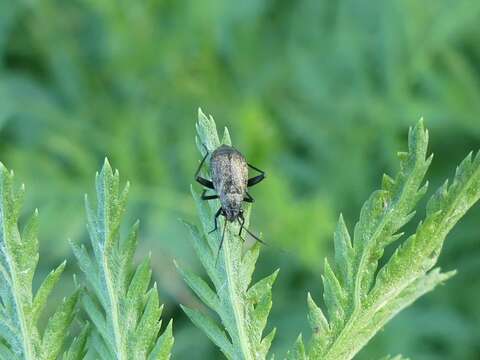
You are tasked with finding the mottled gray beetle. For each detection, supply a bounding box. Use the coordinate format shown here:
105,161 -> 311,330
194,144 -> 266,262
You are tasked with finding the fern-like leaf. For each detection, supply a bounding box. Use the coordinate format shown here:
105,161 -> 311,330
177,109 -> 278,360
294,120 -> 480,360
0,163 -> 79,360
72,159 -> 174,360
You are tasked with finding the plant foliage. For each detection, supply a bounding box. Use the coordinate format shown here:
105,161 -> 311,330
379,356 -> 410,360
63,324 -> 91,360
0,163 -> 80,360
3,2 -> 480,356
71,159 -> 173,359
176,109 -> 277,360
293,120 -> 480,359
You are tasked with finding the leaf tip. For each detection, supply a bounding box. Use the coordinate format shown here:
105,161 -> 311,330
59,259 -> 67,270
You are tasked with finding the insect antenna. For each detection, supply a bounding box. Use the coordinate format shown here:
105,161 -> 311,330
215,217 -> 228,267
237,217 -> 267,246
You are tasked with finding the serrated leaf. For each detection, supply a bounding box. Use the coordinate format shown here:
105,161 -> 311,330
179,111 -> 277,360
0,163 -> 78,360
72,159 -> 173,359
370,151 -> 480,307
370,268 -> 455,331
291,120 -> 480,360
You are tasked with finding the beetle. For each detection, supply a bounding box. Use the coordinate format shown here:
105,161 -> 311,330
194,144 -> 266,262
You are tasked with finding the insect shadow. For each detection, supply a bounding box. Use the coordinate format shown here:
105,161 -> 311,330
195,144 -> 266,265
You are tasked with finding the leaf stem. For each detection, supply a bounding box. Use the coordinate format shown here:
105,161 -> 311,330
223,225 -> 253,360
4,248 -> 34,360
100,171 -> 126,360
103,254 -> 126,360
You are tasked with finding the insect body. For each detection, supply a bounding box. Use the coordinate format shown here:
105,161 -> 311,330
194,144 -> 266,263
211,145 -> 248,221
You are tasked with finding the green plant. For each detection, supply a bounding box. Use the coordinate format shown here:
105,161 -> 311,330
179,111 -> 480,360
1,110 -> 479,360
176,109 -> 278,360
0,163 -> 84,360
3,2 -> 480,356
291,120 -> 480,359
71,160 -> 174,359
0,159 -> 173,359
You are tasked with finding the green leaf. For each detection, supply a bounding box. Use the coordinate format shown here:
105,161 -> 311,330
41,290 -> 80,360
286,335 -> 306,360
0,163 -> 79,360
72,159 -> 173,360
63,323 -> 90,360
295,120 -> 480,360
333,214 -> 353,290
175,261 -> 220,311
179,111 -> 277,359
148,320 -> 174,360
181,306 -> 233,359
370,151 -> 480,302
32,261 -> 66,324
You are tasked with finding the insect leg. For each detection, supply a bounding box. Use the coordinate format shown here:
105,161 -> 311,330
197,177 -> 214,189
195,150 -> 214,189
243,192 -> 255,203
238,215 -> 245,238
247,163 -> 266,187
208,208 -> 222,234
215,217 -> 228,267
201,189 -> 219,201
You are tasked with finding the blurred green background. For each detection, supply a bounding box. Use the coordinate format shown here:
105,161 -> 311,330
1,1 -> 479,359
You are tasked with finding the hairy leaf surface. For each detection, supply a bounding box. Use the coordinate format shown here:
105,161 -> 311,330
72,160 -> 174,360
177,109 -> 277,360
0,163 -> 79,360
292,120 -> 480,360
